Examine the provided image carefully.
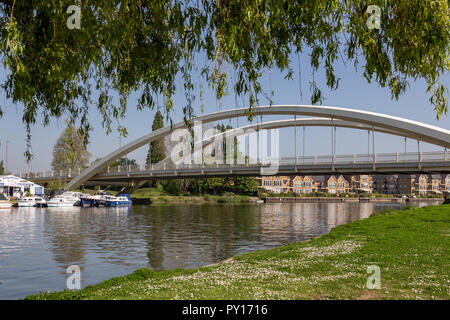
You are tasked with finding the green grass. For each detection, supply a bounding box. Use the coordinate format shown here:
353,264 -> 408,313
26,204 -> 450,300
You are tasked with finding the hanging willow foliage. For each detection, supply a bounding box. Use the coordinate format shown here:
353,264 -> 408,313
0,0 -> 448,162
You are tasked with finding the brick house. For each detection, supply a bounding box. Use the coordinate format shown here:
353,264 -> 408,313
398,174 -> 416,194
417,174 -> 428,195
445,174 -> 450,193
258,176 -> 292,194
292,176 -> 303,194
373,175 -> 399,194
430,174 -> 442,194
324,175 -> 349,194
347,175 -> 373,193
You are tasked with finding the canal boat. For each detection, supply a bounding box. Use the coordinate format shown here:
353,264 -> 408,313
18,196 -> 47,207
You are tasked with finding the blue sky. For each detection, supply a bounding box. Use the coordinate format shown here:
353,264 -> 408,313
0,51 -> 449,173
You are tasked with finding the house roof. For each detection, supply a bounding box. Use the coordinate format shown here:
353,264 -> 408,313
309,175 -> 325,182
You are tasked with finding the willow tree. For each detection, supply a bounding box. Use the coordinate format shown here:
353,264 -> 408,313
0,1 -> 448,161
51,125 -> 91,172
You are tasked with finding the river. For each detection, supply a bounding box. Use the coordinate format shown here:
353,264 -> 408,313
0,201 -> 439,299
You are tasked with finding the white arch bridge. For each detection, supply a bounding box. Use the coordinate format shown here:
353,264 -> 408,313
16,105 -> 450,191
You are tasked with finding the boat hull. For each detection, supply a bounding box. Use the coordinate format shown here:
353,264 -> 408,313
17,202 -> 36,207
47,202 -> 76,207
106,200 -> 132,207
0,201 -> 12,209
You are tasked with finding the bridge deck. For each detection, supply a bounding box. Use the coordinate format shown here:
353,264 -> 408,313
17,151 -> 450,186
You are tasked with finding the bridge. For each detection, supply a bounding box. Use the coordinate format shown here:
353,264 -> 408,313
14,105 -> 450,191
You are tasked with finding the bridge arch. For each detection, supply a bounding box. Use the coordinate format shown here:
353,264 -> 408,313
68,105 -> 450,189
156,118 -> 426,168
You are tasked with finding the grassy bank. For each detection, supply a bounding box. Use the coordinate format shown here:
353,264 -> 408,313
130,187 -> 255,204
27,204 -> 450,300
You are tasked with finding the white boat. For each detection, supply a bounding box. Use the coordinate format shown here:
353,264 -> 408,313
47,191 -> 87,207
0,193 -> 12,209
18,196 -> 47,207
47,197 -> 78,207
47,193 -> 79,207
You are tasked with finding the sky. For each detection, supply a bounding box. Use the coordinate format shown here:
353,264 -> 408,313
0,49 -> 449,174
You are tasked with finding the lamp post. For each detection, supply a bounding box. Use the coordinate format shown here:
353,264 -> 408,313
5,140 -> 9,174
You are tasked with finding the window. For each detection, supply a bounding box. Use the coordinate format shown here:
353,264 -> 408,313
294,181 -> 302,187
329,182 -> 336,188
283,180 -> 289,185
338,182 -> 345,188
274,180 -> 282,186
264,180 -> 271,187
304,189 -> 311,194
304,181 -> 311,187
274,188 -> 281,194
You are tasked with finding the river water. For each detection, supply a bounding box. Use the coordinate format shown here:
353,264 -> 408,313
0,201 -> 439,299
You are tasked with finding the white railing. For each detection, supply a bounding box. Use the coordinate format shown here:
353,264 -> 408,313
14,151 -> 450,179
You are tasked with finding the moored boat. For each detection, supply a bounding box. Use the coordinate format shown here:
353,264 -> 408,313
105,195 -> 132,207
47,194 -> 79,207
0,193 -> 12,209
18,196 -> 47,207
47,191 -> 86,207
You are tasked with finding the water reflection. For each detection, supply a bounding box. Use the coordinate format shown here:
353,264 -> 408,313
0,201 -> 439,299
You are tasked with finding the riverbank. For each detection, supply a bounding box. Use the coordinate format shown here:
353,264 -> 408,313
130,187 -> 258,204
264,197 -> 444,204
26,204 -> 449,300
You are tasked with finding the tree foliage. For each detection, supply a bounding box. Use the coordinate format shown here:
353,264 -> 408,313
0,1 -> 448,161
188,176 -> 258,196
0,160 -> 4,175
109,157 -> 137,167
51,125 -> 91,171
146,110 -> 166,165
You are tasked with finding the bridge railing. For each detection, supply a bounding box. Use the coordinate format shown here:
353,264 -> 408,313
14,151 -> 450,179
